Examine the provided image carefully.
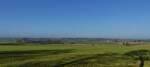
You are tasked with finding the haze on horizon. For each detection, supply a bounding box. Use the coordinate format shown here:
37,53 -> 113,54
0,0 -> 150,39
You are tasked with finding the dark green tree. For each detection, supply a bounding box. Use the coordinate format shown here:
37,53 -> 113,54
125,50 -> 150,67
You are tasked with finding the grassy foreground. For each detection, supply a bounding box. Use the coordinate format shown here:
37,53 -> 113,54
0,44 -> 150,67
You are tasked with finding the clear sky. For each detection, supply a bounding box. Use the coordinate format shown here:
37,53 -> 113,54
0,0 -> 150,39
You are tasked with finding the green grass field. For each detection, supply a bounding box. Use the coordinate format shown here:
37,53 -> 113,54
0,44 -> 150,67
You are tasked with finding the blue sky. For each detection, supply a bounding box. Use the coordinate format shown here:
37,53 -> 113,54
0,0 -> 150,38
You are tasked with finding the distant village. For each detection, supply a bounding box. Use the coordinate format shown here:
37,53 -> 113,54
0,38 -> 147,45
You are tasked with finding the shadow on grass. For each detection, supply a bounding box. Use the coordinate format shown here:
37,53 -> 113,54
54,53 -> 130,67
18,53 -> 137,67
0,49 -> 73,57
0,49 -> 74,64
